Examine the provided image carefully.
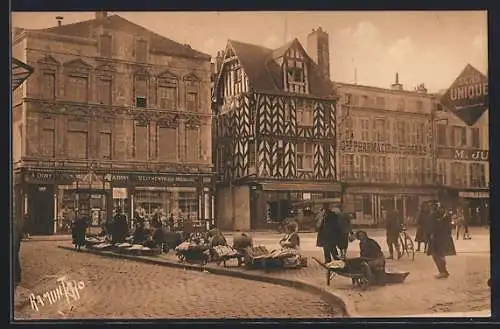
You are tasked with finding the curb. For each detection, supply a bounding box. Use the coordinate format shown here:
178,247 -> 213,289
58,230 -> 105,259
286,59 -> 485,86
57,246 -> 356,317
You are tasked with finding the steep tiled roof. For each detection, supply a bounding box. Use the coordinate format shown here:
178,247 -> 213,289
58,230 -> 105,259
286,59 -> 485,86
225,39 -> 334,98
38,15 -> 210,60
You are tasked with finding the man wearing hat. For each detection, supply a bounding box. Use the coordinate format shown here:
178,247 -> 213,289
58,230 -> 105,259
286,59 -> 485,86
316,203 -> 341,263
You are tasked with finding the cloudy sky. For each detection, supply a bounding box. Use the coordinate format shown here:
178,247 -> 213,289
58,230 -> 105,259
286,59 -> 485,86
12,11 -> 487,93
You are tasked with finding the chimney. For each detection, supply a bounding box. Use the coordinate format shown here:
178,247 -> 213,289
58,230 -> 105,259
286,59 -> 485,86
391,72 -> 403,91
56,16 -> 64,27
95,11 -> 108,20
215,50 -> 224,75
307,27 -> 330,81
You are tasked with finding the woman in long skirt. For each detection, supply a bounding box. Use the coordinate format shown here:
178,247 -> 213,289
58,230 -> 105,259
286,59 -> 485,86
415,202 -> 430,252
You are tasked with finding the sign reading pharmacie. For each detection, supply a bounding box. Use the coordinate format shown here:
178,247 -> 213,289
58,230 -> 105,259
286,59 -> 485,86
440,64 -> 488,126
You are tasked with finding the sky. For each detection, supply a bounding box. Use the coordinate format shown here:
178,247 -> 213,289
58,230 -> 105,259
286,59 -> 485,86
12,11 -> 488,93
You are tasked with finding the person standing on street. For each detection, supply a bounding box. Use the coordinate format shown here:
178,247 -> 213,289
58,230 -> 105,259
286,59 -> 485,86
336,206 -> 353,259
22,212 -> 31,239
427,202 -> 456,279
316,203 -> 341,263
385,208 -> 403,260
415,202 -> 431,252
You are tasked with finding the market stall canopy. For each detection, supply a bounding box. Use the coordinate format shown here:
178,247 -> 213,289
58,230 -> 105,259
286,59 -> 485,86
12,57 -> 33,91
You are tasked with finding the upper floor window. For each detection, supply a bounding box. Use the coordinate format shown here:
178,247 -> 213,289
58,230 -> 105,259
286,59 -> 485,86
134,75 -> 148,107
452,126 -> 467,147
248,140 -> 256,168
157,125 -> 177,161
296,100 -> 313,126
41,71 -> 56,100
437,124 -> 447,146
41,117 -> 55,158
234,68 -> 242,83
373,118 -> 385,142
158,74 -> 178,110
397,98 -> 405,111
66,75 -> 89,102
469,163 -> 486,188
133,121 -> 149,160
416,122 -> 425,145
99,34 -> 112,57
99,122 -> 112,160
361,95 -> 369,107
184,74 -> 200,112
361,118 -> 370,141
285,59 -> 307,94
376,96 -> 385,109
135,39 -> 148,63
97,77 -> 112,105
396,121 -> 406,144
185,126 -> 200,162
67,120 -> 88,159
416,100 -> 423,112
297,142 -> 313,171
471,127 -> 480,148
344,93 -> 352,105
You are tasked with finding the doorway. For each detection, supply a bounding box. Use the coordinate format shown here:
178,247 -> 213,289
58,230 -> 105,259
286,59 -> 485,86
28,185 -> 54,235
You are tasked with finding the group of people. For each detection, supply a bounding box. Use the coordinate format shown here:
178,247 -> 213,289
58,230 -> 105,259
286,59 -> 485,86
315,200 -> 458,284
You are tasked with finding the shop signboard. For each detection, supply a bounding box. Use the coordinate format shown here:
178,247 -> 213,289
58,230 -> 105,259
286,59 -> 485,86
458,191 -> 489,199
437,147 -> 489,161
440,64 -> 488,126
112,188 -> 128,199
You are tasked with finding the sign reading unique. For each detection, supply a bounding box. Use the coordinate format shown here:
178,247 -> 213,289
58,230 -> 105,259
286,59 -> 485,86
440,64 -> 488,126
437,147 -> 489,161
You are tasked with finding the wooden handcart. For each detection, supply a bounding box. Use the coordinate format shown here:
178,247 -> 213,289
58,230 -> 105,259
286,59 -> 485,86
313,257 -> 367,286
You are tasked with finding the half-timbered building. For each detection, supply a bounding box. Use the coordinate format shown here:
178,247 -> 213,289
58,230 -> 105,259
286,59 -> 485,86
212,28 -> 339,231
12,12 -> 214,234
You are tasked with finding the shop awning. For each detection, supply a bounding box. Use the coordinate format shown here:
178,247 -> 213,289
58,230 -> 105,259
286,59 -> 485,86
259,182 -> 341,193
12,57 -> 33,91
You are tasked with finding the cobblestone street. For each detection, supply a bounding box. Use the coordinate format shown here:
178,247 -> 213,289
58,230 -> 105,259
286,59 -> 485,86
14,241 -> 340,320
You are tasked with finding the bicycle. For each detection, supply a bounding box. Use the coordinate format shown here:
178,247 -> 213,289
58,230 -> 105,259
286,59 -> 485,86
398,226 -> 415,261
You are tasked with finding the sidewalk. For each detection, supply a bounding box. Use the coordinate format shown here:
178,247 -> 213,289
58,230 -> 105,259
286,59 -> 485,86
57,237 -> 491,318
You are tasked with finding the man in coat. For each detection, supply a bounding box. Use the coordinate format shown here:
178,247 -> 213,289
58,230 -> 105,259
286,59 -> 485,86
427,202 -> 456,279
385,208 -> 403,259
335,206 -> 353,259
316,203 -> 341,263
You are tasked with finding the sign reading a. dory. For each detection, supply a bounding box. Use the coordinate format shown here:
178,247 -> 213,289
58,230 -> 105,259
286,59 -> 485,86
440,64 -> 488,126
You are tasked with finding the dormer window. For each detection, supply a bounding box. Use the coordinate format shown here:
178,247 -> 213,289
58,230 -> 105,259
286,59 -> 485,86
288,67 -> 304,82
284,59 -> 308,94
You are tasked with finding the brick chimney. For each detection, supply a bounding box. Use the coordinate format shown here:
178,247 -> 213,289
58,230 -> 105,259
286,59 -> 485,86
307,27 -> 331,81
95,11 -> 108,20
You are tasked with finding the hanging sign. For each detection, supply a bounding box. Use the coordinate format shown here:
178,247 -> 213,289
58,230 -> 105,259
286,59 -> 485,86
440,64 -> 488,126
112,188 -> 128,199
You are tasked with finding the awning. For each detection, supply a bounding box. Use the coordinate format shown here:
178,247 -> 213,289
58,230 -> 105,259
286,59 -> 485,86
259,182 -> 341,193
12,57 -> 33,91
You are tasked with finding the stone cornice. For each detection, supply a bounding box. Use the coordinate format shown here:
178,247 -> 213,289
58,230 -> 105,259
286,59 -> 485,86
25,30 -> 97,46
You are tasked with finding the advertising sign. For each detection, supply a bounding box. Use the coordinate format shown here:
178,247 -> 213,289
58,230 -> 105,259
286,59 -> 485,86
440,64 -> 488,126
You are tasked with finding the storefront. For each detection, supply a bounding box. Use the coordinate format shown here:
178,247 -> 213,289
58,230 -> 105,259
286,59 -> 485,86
13,168 -> 215,235
458,190 -> 490,226
342,186 -> 435,227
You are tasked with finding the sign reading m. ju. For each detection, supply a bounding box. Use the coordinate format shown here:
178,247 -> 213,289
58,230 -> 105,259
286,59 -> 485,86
440,64 -> 488,126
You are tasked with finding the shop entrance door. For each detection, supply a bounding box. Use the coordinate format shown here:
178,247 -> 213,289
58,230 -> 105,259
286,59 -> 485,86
29,185 -> 54,235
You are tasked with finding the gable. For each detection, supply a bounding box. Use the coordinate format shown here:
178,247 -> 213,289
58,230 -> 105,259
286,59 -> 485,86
64,58 -> 92,70
38,54 -> 60,66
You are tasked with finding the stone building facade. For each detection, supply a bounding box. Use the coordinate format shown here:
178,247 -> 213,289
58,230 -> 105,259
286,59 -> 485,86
12,12 -> 214,234
335,77 -> 437,226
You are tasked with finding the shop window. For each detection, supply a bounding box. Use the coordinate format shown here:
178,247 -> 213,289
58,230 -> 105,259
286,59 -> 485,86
179,191 -> 198,220
158,126 -> 177,161
297,142 -> 313,171
97,78 -> 112,105
185,127 -> 200,162
134,121 -> 149,160
41,72 -> 56,100
66,75 -> 88,102
469,163 -> 486,188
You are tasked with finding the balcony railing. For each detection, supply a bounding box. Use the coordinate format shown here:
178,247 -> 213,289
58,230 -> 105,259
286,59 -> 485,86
340,171 -> 439,186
